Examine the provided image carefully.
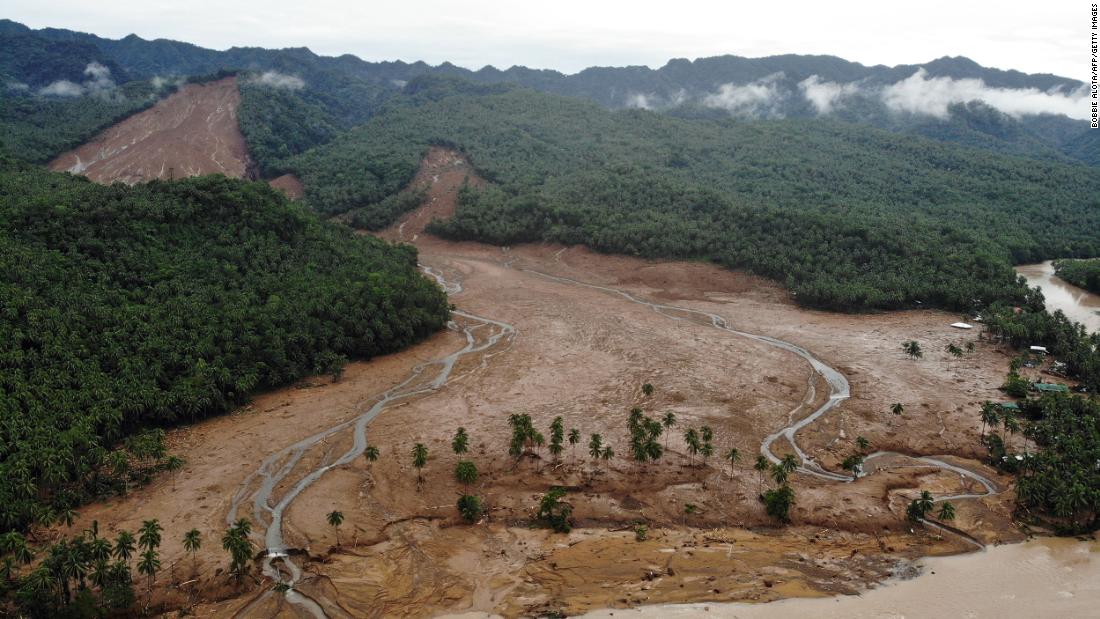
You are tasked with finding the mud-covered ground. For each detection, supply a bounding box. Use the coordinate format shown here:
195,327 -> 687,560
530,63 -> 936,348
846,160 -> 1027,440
54,150 -> 1031,618
49,77 -> 252,184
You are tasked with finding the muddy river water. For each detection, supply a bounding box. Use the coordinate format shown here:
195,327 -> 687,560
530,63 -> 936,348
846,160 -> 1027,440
1016,261 -> 1100,333
575,537 -> 1100,619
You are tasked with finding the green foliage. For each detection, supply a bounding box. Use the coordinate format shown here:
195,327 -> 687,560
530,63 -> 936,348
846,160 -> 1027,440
906,490 -> 935,523
982,303 -> 1100,393
762,485 -> 795,522
221,519 -> 252,582
237,79 -> 343,177
536,487 -> 572,533
1053,259 -> 1100,294
0,80 -> 165,164
456,494 -> 483,523
1016,394 -> 1100,532
288,87 -> 1099,312
454,461 -> 478,491
0,164 -> 449,534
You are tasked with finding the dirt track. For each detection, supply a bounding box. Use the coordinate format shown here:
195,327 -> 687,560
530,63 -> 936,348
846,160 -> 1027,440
49,77 -> 252,184
59,149 -> 1028,617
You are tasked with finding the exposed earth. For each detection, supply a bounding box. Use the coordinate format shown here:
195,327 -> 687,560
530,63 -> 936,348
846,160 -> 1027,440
54,149 -> 1050,617
49,77 -> 253,184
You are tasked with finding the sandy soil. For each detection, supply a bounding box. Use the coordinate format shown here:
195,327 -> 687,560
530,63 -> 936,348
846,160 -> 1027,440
269,174 -> 304,200
48,77 -> 252,184
55,149 -> 1031,618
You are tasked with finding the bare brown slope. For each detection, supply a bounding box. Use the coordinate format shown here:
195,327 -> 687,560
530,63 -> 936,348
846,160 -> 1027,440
379,146 -> 486,242
49,76 -> 252,184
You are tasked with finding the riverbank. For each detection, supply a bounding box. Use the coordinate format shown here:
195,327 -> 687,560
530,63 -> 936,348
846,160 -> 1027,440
1015,261 -> 1100,333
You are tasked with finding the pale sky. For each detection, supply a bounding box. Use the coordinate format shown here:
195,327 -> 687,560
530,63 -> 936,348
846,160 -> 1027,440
4,0 -> 1089,81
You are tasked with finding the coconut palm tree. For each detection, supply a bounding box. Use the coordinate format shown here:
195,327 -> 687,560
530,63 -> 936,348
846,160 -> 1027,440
856,436 -> 870,452
363,444 -> 380,464
452,427 -> 469,455
113,530 -> 135,566
589,433 -> 607,468
684,428 -> 700,466
891,402 -> 905,417
946,343 -> 963,358
533,432 -> 546,471
754,456 -> 769,494
725,448 -> 741,479
936,501 -> 956,521
662,412 -> 676,451
780,454 -> 798,475
138,520 -> 162,554
642,383 -> 655,397
327,510 -> 344,546
412,443 -> 429,484
183,529 -> 201,572
979,402 -> 1000,439
700,442 -> 714,468
568,428 -> 581,463
455,461 -> 478,494
137,548 -> 160,598
771,462 -> 789,486
600,445 -> 615,469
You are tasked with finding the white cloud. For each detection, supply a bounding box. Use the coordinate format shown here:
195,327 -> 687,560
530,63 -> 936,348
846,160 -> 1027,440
799,75 -> 859,114
701,73 -> 786,117
6,81 -> 30,92
882,69 -> 1089,120
36,62 -> 118,98
251,71 -> 305,89
38,79 -> 85,97
625,92 -> 653,109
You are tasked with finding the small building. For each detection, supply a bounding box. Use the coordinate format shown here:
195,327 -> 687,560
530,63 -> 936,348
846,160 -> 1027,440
998,401 -> 1020,411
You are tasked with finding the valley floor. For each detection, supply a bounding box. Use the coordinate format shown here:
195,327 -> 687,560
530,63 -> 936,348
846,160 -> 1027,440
55,149 -> 1077,618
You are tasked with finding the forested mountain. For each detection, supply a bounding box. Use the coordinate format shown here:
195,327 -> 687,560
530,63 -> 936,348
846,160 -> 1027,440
1,19 -> 1093,168
0,156 -> 449,531
283,79 -> 1100,312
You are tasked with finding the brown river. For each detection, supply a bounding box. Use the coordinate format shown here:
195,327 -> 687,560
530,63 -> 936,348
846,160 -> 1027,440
1016,261 -> 1100,333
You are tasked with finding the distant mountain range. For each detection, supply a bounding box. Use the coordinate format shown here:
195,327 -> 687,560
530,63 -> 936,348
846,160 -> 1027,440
0,18 -> 1094,165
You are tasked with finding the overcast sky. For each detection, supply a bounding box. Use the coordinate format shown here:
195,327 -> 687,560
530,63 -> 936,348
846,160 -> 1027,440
5,0 -> 1089,80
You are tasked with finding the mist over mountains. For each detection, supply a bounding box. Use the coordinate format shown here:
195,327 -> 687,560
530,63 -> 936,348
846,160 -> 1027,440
0,17 -> 1095,166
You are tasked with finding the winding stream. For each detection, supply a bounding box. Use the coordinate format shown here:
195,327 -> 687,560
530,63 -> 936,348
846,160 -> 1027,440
228,256 -> 999,616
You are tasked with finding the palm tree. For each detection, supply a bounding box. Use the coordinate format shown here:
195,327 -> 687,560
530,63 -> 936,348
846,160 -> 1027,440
855,436 -> 870,452
701,426 -> 714,445
411,443 -> 428,484
454,461 -> 478,494
642,383 -> 655,397
684,428 -> 700,466
533,432 -> 546,471
451,428 -> 469,455
600,445 -> 615,469
945,343 -> 963,358
907,490 -> 935,523
724,448 -> 741,479
138,519 -> 162,553
568,429 -> 581,464
780,454 -> 798,476
363,444 -> 380,464
979,402 -> 1000,440
754,456 -> 769,494
936,501 -> 956,521
588,434 -> 603,472
891,402 -> 905,417
683,503 -> 697,526
113,530 -> 135,565
902,340 -> 923,359
662,412 -> 676,451
221,522 -> 252,582
700,442 -> 714,468
771,462 -> 789,486
327,510 -> 344,546
183,529 -> 201,572
137,548 -> 160,598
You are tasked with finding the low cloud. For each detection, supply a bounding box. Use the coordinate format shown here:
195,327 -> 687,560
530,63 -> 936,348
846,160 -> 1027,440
881,69 -> 1089,120
798,75 -> 859,114
251,71 -> 306,90
701,73 -> 786,118
38,79 -> 85,97
6,81 -> 30,92
37,62 -> 117,98
151,75 -> 184,91
624,89 -> 686,111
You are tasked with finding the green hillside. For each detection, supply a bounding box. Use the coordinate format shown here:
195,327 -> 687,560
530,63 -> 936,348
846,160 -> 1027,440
286,81 -> 1100,312
0,160 -> 449,531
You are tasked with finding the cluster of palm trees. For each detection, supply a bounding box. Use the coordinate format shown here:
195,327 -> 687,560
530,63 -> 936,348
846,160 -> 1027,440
906,490 -> 956,524
978,401 -> 1022,465
220,519 -> 252,582
0,518 -> 169,615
